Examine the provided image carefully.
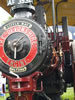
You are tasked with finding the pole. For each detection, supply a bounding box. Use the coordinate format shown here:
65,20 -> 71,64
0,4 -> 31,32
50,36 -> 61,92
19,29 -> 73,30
52,0 -> 56,40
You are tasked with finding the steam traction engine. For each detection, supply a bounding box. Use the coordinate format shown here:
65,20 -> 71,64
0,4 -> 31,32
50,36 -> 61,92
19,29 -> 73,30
0,0 -> 74,100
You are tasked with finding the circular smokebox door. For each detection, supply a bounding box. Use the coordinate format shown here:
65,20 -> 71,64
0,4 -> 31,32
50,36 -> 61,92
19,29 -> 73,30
0,18 -> 47,77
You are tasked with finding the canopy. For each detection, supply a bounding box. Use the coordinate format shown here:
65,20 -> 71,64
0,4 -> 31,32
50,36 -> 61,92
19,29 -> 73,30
0,0 -> 75,26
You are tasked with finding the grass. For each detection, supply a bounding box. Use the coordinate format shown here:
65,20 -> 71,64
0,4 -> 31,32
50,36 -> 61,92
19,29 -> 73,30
0,93 -> 9,100
0,87 -> 74,100
61,87 -> 74,100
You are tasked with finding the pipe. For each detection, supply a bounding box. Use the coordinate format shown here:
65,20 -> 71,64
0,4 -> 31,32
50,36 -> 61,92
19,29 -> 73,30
52,0 -> 56,40
55,0 -> 68,33
56,1 -> 64,33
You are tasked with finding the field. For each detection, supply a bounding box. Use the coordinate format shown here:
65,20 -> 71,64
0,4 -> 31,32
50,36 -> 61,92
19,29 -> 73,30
0,93 -> 9,100
0,87 -> 74,100
61,87 -> 74,100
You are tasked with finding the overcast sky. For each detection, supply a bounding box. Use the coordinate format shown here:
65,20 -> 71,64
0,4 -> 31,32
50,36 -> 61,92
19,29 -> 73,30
0,7 -> 11,26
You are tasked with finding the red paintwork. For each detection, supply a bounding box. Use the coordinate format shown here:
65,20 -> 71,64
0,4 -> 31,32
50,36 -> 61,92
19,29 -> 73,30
62,36 -> 70,52
3,72 -> 43,100
50,32 -> 70,52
